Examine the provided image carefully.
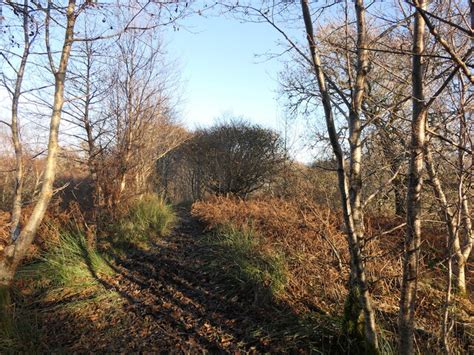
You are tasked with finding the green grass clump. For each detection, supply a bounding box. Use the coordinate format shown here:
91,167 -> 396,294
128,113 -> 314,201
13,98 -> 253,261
19,230 -> 115,300
117,194 -> 177,247
1,229 -> 117,352
204,224 -> 287,302
129,194 -> 176,236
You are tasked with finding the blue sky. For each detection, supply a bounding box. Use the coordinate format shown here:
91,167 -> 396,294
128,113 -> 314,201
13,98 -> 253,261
0,4 -> 316,162
166,14 -> 287,131
164,13 -> 317,162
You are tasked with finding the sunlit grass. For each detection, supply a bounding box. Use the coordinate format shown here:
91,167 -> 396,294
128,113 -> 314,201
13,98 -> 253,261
1,228 -> 118,352
203,224 -> 288,302
18,229 -> 115,302
113,194 -> 177,249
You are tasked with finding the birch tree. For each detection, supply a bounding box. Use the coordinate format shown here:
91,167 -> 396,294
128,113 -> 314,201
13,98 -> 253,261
62,28 -> 111,243
102,31 -> 186,207
399,2 -> 427,352
0,0 -> 191,313
225,0 -> 380,348
0,0 -> 79,311
399,0 -> 473,352
0,0 -> 39,242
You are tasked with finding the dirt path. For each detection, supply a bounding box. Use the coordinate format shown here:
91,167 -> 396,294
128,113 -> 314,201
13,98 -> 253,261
36,209 -> 332,353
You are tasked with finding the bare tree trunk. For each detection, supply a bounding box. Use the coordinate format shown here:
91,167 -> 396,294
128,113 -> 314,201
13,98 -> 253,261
81,39 -> 101,247
300,0 -> 378,350
442,250 -> 453,353
453,200 -> 470,297
457,188 -> 471,295
9,0 -> 32,242
115,168 -> 129,206
0,0 -> 76,291
347,1 -> 378,349
114,111 -> 134,207
456,254 -> 467,295
425,145 -> 457,351
456,110 -> 472,296
399,1 -> 427,353
426,144 -> 470,296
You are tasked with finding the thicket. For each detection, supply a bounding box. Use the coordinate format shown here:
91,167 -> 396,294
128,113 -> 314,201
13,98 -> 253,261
158,119 -> 286,201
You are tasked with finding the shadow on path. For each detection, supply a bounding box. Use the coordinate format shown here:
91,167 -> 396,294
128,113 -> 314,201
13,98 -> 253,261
26,208 -> 341,353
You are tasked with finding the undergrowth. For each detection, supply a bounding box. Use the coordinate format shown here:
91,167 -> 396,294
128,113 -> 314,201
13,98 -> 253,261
203,224 -> 287,303
199,223 -> 342,353
1,196 -> 178,352
0,304 -> 41,353
192,196 -> 473,353
114,194 -> 176,249
19,230 -> 115,300
1,228 -> 119,352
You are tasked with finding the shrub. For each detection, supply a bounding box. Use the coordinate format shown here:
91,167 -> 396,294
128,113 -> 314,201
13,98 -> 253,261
159,118 -> 286,200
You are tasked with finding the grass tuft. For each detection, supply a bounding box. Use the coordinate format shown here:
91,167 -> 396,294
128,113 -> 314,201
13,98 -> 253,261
19,229 -> 115,301
115,194 -> 177,248
204,224 -> 287,302
2,228 -> 116,352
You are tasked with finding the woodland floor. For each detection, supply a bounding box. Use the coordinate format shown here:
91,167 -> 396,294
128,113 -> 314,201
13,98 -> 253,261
12,208 -> 337,353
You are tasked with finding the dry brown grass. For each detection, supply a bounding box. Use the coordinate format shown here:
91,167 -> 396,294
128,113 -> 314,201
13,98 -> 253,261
193,196 -> 350,315
192,196 -> 473,351
0,198 -> 88,260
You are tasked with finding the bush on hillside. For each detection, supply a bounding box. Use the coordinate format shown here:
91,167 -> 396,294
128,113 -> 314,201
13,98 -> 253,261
158,118 -> 286,200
